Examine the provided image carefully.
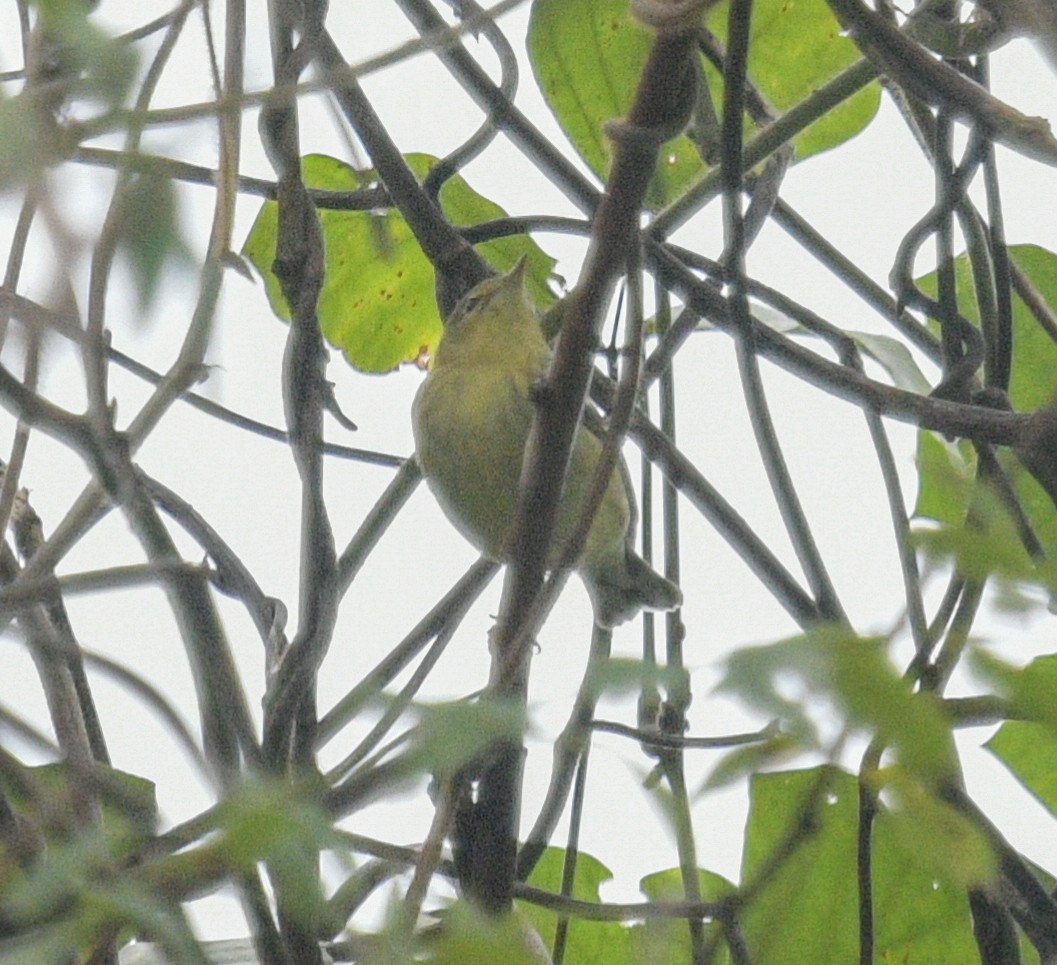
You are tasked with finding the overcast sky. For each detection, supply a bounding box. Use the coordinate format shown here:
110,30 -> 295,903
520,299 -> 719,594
1,0 -> 1056,942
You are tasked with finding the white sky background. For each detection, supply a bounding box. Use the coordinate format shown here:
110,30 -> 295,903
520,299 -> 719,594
1,0 -> 1056,943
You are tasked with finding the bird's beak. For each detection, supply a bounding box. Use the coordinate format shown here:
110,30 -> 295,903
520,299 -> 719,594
507,254 -> 528,287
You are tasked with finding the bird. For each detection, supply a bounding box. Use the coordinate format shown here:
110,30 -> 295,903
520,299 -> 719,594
411,258 -> 682,628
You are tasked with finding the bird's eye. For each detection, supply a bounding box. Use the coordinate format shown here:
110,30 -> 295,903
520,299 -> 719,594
451,293 -> 485,327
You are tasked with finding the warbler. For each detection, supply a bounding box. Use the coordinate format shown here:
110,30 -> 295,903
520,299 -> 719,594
412,258 -> 682,628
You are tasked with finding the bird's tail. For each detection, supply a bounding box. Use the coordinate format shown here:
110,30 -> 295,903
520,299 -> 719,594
589,550 -> 682,628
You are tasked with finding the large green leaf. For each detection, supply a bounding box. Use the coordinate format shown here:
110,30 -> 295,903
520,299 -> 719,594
874,766 -> 996,889
716,0 -> 879,160
518,847 -> 633,965
527,0 -> 879,208
911,245 -> 1057,421
740,767 -> 979,965
0,764 -> 192,963
630,868 -> 734,965
242,153 -> 555,373
527,0 -> 700,208
518,849 -> 740,962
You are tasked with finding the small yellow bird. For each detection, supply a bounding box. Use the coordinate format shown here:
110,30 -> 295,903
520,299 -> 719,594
412,258 -> 682,628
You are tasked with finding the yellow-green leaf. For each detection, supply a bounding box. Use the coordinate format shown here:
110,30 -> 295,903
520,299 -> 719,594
242,153 -> 555,373
527,0 -> 879,210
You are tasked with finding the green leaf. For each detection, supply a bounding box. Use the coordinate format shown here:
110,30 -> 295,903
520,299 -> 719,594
527,0 -> 879,208
242,153 -> 556,373
522,846 -> 612,906
212,779 -> 335,930
430,902 -> 552,965
631,869 -> 734,965
983,652 -> 1057,816
0,0 -> 138,189
411,697 -> 526,777
912,439 -> 1057,605
0,761 -> 158,840
713,632 -> 825,748
0,97 -> 63,189
737,299 -> 930,391
638,866 -> 735,903
112,174 -> 194,312
585,656 -> 689,699
912,496 -> 1042,587
0,825 -> 113,928
736,305 -> 930,392
914,246 -> 1057,575
913,244 -> 1057,414
722,0 -> 879,161
0,821 -> 203,963
988,720 -> 1057,816
852,331 -> 931,394
1002,246 -> 1057,412
716,624 -> 957,782
698,731 -> 800,794
976,652 -> 1057,729
34,0 -> 139,107
741,767 -> 978,964
528,0 -> 701,208
518,848 -> 633,965
914,430 -> 975,527
77,879 -> 204,965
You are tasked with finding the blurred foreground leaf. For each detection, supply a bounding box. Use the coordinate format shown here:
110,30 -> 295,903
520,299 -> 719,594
111,173 -> 194,313
716,624 -> 957,781
411,697 -> 527,777
430,900 -> 551,964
